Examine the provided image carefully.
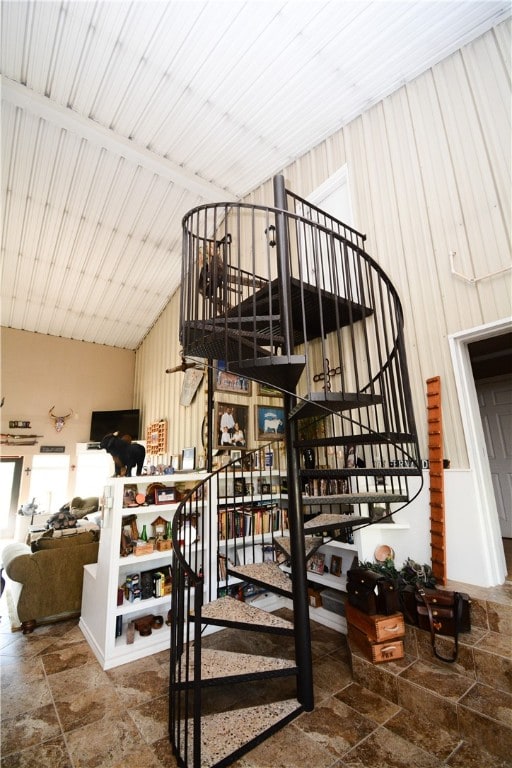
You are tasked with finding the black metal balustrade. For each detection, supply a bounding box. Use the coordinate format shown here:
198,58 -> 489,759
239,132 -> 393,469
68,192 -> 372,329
170,175 -> 423,767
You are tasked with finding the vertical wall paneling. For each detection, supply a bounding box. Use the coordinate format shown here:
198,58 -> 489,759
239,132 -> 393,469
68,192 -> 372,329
133,23 -> 510,584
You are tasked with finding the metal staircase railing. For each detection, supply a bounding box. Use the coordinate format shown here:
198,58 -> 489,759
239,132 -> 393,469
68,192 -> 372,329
169,449 -> 302,768
172,175 -> 423,766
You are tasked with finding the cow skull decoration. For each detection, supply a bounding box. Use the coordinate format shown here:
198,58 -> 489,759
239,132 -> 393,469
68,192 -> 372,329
49,406 -> 73,432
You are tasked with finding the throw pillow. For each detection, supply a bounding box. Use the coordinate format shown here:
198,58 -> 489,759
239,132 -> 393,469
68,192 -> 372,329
46,510 -> 77,530
69,496 -> 100,519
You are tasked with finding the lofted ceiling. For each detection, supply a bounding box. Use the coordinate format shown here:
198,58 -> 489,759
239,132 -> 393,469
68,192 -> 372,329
1,1 -> 510,350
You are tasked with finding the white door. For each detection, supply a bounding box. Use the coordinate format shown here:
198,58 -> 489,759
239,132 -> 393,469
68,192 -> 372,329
299,166 -> 360,302
477,375 -> 512,537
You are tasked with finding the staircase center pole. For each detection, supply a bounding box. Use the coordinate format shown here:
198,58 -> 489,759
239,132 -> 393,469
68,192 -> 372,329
273,174 -> 314,711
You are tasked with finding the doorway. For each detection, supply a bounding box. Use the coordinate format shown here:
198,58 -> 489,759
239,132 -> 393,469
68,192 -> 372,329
469,334 -> 512,580
0,456 -> 23,539
450,320 -> 511,585
298,166 -> 360,300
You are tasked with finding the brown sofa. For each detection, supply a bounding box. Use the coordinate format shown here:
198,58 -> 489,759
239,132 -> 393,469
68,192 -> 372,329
3,530 -> 99,633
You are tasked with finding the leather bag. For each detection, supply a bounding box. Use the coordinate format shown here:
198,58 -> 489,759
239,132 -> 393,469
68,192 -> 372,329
347,567 -> 400,616
415,587 -> 471,663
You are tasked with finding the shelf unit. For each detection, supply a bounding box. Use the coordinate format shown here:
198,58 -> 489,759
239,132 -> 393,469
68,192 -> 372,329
80,472 -> 211,669
302,523 -> 411,632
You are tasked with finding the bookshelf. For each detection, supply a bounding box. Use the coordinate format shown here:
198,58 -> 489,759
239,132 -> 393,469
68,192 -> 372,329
79,472 -> 212,669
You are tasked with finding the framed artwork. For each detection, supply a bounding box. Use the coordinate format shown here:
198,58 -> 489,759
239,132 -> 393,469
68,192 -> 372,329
330,554 -> 342,577
308,552 -> 325,575
258,382 -> 282,398
231,449 -> 242,466
181,447 -> 196,471
155,487 -> 176,505
215,360 -> 251,395
214,401 -> 249,450
255,405 -> 285,440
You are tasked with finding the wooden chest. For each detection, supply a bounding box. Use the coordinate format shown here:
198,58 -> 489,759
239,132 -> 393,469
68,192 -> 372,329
348,624 -> 404,664
346,602 -> 405,642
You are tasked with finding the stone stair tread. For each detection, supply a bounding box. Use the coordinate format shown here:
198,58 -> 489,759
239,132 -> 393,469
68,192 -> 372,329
300,467 -> 420,477
187,649 -> 297,682
185,698 -> 303,768
196,595 -> 294,632
303,512 -> 372,532
303,491 -> 407,504
274,535 -> 320,560
228,561 -> 293,596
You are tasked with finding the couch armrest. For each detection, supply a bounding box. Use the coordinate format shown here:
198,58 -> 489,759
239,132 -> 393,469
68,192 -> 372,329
3,543 -> 35,581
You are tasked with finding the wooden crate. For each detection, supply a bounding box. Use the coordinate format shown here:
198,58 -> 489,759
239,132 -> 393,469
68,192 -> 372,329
348,624 -> 404,664
133,541 -> 154,556
345,602 -> 405,642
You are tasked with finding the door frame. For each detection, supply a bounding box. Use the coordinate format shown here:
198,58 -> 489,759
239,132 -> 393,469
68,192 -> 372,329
0,456 -> 24,538
449,318 -> 510,585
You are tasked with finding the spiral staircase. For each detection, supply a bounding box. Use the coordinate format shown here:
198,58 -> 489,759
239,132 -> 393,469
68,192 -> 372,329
169,175 -> 423,767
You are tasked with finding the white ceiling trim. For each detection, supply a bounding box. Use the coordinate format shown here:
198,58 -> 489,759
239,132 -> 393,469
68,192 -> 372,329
2,77 -> 236,202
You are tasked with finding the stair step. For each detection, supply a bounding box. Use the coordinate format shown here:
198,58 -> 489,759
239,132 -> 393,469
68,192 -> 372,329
290,391 -> 382,419
300,467 -> 421,478
182,321 -> 275,360
183,648 -> 298,685
229,355 -> 305,391
303,491 -> 408,506
303,512 -> 372,535
235,277 -> 372,344
274,535 -> 321,560
296,432 -> 416,448
227,561 -> 293,597
183,698 -> 303,768
194,595 -> 295,634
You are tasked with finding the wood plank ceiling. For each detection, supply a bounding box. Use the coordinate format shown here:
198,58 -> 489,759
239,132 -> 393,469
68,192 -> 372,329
1,0 -> 510,349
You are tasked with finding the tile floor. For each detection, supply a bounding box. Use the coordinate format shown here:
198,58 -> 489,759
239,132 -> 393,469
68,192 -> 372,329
1,601 -> 509,768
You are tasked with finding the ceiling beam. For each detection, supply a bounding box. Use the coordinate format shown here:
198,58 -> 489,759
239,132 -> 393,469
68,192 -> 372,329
1,77 -> 236,203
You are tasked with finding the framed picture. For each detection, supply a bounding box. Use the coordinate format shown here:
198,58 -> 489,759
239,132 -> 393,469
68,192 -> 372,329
255,405 -> 285,440
308,552 -> 325,575
258,382 -> 282,398
214,402 -> 249,450
261,545 -> 275,562
181,447 -> 196,471
155,487 -> 176,505
231,449 -> 242,466
330,554 -> 342,577
215,360 -> 251,395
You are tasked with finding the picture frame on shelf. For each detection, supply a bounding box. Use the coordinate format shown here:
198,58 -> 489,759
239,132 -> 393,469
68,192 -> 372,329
231,449 -> 242,466
255,405 -> 285,441
215,360 -> 251,395
214,401 -> 249,450
308,551 -> 325,575
330,554 -> 342,577
155,487 -> 176,505
170,454 -> 180,471
181,447 -> 196,471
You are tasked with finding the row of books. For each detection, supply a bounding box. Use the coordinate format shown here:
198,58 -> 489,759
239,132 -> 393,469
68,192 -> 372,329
218,504 -> 289,540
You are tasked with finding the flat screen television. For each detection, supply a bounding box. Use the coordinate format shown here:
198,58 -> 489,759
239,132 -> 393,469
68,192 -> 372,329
90,409 -> 140,442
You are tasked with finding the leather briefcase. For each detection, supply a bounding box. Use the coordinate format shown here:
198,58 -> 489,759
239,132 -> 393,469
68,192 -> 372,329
347,567 -> 400,616
415,587 -> 471,662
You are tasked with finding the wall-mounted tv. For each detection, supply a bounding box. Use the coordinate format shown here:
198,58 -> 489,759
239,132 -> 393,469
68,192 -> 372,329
90,409 -> 140,442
